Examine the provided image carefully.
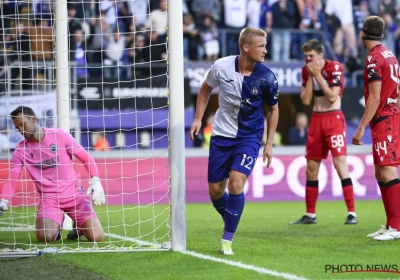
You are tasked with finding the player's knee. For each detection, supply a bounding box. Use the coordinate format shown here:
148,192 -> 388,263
208,183 -> 225,198
227,179 -> 245,194
86,229 -> 104,242
306,166 -> 318,180
36,230 -> 58,243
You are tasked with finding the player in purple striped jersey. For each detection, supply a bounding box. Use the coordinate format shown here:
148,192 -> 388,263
190,27 -> 279,255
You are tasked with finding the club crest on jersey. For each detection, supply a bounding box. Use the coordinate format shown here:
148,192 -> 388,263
251,86 -> 259,95
29,152 -> 34,158
50,144 -> 57,153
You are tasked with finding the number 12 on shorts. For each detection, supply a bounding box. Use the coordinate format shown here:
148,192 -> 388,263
241,154 -> 257,170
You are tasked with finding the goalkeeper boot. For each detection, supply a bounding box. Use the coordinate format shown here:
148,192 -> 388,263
289,215 -> 317,225
344,214 -> 358,225
366,225 -> 388,238
67,223 -> 79,241
220,240 -> 234,255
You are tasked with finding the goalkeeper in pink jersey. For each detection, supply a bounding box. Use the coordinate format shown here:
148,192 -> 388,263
0,106 -> 105,242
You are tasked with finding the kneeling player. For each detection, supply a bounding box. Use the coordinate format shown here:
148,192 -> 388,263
0,106 -> 105,242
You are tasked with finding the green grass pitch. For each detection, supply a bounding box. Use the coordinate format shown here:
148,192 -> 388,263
1,200 -> 400,280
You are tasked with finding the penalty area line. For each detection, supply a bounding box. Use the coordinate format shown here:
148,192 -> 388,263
181,250 -> 308,280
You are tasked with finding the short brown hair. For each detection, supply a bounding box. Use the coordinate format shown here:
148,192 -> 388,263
238,27 -> 267,48
10,106 -> 36,119
301,39 -> 324,54
362,16 -> 385,37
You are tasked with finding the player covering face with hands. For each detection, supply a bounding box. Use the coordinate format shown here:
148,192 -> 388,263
289,39 -> 357,225
0,106 -> 105,242
352,16 -> 400,240
190,27 -> 279,255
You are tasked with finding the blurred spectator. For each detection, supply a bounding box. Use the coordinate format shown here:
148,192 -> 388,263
13,22 -> 32,89
379,0 -> 398,20
72,29 -> 88,78
224,0 -> 247,55
288,112 -> 308,145
144,30 -> 167,62
29,18 -> 53,61
183,13 -> 202,60
247,0 -> 262,28
0,131 -> 9,153
128,34 -> 146,64
268,0 -> 296,62
68,3 -> 82,61
93,132 -> 110,151
87,16 -> 111,68
147,0 -> 168,39
200,17 -> 220,61
325,0 -> 357,62
130,0 -> 149,27
100,0 -> 117,28
104,28 -> 126,78
191,0 -> 221,25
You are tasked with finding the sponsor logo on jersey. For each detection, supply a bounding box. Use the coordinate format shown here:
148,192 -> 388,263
367,64 -> 376,69
387,98 -> 397,105
332,72 -> 342,75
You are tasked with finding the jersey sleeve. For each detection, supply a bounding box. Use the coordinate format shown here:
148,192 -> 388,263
301,66 -> 308,87
205,62 -> 220,88
329,62 -> 344,87
61,129 -> 85,157
264,73 -> 279,106
366,55 -> 383,83
10,149 -> 24,174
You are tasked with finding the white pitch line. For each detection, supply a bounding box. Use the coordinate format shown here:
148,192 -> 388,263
0,221 -> 307,280
181,250 -> 308,280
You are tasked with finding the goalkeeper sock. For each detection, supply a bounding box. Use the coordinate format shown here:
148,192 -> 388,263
378,181 -> 390,228
341,178 -> 355,213
211,192 -> 228,219
305,180 -> 319,214
386,179 -> 400,230
222,192 -> 244,241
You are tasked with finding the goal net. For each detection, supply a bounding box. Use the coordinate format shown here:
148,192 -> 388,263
0,0 -> 185,255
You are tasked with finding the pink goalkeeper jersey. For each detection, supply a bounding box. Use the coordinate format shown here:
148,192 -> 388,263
11,128 -> 85,199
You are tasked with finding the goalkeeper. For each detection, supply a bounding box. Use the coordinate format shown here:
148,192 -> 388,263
0,106 -> 105,242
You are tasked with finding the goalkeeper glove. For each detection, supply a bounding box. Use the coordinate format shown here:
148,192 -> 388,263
0,199 -> 9,216
86,176 -> 106,206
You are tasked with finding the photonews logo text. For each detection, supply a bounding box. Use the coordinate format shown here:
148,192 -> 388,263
325,264 -> 400,274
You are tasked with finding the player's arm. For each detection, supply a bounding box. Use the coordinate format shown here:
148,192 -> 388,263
300,78 -> 313,105
64,131 -> 105,205
397,83 -> 400,110
190,62 -> 218,140
0,152 -> 23,215
265,104 -> 279,147
300,67 -> 313,105
359,81 -> 381,129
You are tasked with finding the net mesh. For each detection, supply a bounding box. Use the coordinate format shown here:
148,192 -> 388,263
0,0 -> 172,253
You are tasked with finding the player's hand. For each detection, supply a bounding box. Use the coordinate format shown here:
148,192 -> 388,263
306,62 -> 321,77
263,144 -> 273,167
86,176 -> 106,206
352,127 -> 365,145
189,119 -> 202,141
0,199 -> 9,216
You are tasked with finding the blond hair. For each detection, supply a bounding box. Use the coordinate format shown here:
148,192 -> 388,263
238,27 -> 267,48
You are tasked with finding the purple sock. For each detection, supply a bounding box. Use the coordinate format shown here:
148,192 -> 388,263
222,192 -> 245,241
211,192 -> 228,219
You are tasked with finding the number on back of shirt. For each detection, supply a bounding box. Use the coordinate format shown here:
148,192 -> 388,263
240,154 -> 256,170
390,64 -> 400,93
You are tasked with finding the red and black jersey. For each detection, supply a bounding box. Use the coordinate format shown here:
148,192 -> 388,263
301,60 -> 344,97
364,44 -> 400,119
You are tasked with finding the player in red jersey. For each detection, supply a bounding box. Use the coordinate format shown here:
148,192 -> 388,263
352,16 -> 400,240
290,39 -> 357,225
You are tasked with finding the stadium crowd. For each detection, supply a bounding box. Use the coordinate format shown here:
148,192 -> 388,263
1,0 -> 400,80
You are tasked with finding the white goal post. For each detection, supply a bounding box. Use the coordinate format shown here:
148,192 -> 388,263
0,0 -> 186,257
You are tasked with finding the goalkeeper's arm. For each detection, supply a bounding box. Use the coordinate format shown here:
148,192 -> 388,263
0,172 -> 21,215
74,149 -> 106,206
